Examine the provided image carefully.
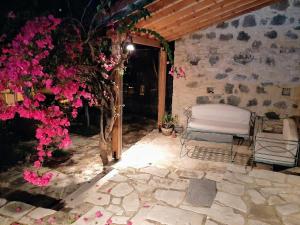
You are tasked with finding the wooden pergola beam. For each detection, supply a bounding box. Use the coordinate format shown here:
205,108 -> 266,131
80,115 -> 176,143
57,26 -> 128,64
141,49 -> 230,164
132,34 -> 161,48
157,49 -> 167,127
146,0 -> 177,13
164,0 -> 277,40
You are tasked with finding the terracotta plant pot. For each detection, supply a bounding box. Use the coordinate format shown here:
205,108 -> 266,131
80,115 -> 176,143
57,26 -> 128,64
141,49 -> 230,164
161,126 -> 173,136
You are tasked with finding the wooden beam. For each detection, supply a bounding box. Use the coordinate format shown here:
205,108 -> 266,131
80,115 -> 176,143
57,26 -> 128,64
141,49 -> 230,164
157,49 -> 167,127
132,34 -> 161,48
164,0 -> 277,40
112,71 -> 123,160
137,0 -> 198,28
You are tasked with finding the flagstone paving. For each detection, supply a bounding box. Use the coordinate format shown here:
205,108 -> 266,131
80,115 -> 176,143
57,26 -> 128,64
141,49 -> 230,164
0,131 -> 300,224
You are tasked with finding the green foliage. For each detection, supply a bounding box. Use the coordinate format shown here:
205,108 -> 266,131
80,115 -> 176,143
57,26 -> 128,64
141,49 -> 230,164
162,113 -> 174,129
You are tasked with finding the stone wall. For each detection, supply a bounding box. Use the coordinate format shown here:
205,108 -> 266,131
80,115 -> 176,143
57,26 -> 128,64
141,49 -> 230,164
172,0 -> 300,125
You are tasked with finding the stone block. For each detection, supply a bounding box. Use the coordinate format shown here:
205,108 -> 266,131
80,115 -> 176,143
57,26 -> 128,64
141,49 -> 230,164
271,14 -> 287,25
243,15 -> 256,27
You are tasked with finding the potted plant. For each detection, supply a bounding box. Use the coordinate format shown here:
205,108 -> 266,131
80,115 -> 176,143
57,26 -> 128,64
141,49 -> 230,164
161,114 -> 174,136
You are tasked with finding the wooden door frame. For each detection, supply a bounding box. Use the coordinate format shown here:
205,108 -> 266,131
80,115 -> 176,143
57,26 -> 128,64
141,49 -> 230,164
112,35 -> 167,159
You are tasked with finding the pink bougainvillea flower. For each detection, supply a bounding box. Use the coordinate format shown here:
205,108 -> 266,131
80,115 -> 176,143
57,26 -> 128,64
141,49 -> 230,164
143,203 -> 150,208
107,188 -> 112,193
83,217 -> 88,222
95,210 -> 103,218
105,218 -> 112,225
33,160 -> 42,169
47,216 -> 56,224
15,207 -> 22,212
7,11 -> 16,19
127,220 -> 133,225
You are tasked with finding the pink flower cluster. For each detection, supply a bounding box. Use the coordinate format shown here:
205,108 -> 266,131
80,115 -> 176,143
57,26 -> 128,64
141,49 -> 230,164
23,169 -> 53,186
98,53 -> 120,75
0,15 -> 92,186
168,65 -> 186,78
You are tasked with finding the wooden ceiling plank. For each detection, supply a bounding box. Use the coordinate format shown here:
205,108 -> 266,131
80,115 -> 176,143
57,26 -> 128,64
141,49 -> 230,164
165,0 -> 274,40
149,0 -> 244,31
145,0 -> 217,30
159,0 -> 260,36
137,0 -> 200,28
146,0 -> 177,13
165,0 -> 277,40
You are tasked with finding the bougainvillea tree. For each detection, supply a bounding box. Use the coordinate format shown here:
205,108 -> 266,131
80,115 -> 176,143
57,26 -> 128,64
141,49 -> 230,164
0,1 -> 184,186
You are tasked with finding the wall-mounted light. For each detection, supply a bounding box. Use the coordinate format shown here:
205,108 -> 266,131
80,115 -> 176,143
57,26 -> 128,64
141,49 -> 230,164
126,43 -> 135,52
123,36 -> 135,53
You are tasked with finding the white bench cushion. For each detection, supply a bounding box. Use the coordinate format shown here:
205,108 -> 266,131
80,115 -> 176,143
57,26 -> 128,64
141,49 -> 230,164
191,104 -> 251,125
188,118 -> 249,135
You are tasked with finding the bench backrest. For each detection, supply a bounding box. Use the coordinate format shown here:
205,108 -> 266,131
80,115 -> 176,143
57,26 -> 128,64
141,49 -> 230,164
191,104 -> 251,125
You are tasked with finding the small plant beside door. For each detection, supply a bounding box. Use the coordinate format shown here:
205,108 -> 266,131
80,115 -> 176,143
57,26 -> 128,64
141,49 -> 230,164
161,113 -> 175,136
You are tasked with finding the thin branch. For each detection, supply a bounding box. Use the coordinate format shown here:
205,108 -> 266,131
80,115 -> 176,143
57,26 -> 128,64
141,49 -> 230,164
81,0 -> 94,24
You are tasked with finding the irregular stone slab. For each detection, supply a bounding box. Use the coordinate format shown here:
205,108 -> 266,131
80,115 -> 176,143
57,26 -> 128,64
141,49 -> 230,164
111,183 -> 134,197
123,192 -> 140,212
112,198 -> 121,205
0,198 -> 7,207
111,216 -> 130,224
279,193 -> 300,203
72,206 -> 112,225
106,205 -> 124,215
140,166 -> 169,178
249,169 -> 286,183
205,172 -> 224,182
282,213 -> 300,225
205,219 -> 218,225
0,215 -> 14,225
217,181 -> 245,196
287,174 -> 300,185
248,219 -> 271,225
249,205 -> 280,225
84,193 -> 110,206
179,170 -> 204,179
98,181 -> 116,193
109,174 -> 128,182
275,203 -> 300,216
27,207 -> 56,219
170,179 -> 189,190
268,196 -> 285,205
255,179 -> 272,186
215,192 -> 247,213
0,201 -> 35,220
186,178 -> 216,207
208,204 -> 245,225
248,190 -> 266,204
127,174 -> 151,183
235,173 -> 254,184
154,189 -> 185,207
131,208 -> 152,224
134,182 -> 155,193
146,205 -> 204,225
260,187 -> 293,198
227,164 -> 247,174
149,177 -> 173,189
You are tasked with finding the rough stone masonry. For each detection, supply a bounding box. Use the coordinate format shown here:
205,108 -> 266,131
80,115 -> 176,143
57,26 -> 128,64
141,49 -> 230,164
172,0 -> 300,125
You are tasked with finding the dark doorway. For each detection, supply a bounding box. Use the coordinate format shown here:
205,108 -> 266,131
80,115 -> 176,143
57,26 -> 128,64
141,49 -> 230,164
122,44 -> 159,151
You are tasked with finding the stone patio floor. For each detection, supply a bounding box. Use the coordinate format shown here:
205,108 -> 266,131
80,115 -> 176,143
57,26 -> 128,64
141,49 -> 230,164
1,131 -> 300,225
